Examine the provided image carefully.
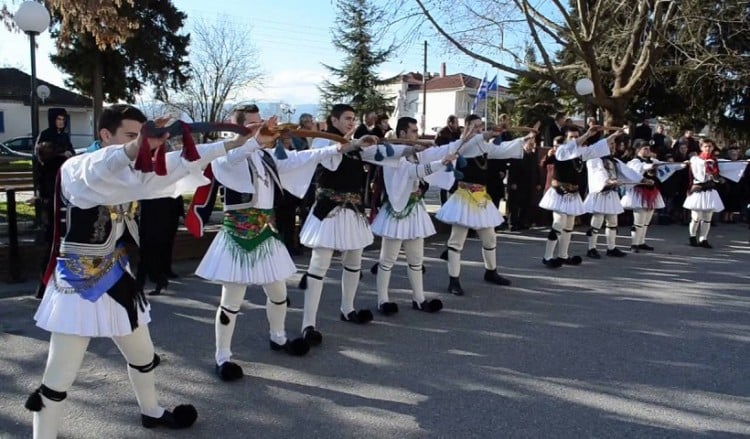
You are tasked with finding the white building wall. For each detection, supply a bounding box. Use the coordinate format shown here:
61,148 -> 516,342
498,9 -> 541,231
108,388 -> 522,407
418,90 -> 460,134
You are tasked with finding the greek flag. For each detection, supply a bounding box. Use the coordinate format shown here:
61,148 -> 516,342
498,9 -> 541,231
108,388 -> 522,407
486,74 -> 498,92
471,73 -> 488,113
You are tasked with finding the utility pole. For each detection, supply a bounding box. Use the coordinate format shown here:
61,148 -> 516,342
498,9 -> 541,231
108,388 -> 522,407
421,40 -> 427,136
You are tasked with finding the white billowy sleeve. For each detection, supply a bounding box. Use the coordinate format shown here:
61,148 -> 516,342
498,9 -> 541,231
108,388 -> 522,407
417,138 -> 465,163
311,137 -> 343,171
61,141 -> 226,209
211,138 -> 261,194
626,158 -> 647,174
274,145 -> 341,198
486,137 -> 525,159
401,159 -> 448,180
616,159 -> 644,184
556,138 -> 610,162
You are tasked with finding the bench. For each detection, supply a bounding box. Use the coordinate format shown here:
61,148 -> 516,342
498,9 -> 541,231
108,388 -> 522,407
0,171 -> 34,283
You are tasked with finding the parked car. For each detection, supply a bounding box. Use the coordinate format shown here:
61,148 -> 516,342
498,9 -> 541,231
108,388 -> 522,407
0,136 -> 35,154
0,143 -> 33,159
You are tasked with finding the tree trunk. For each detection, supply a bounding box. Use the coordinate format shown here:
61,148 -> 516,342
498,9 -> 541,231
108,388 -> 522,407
92,52 -> 104,135
601,98 -> 628,127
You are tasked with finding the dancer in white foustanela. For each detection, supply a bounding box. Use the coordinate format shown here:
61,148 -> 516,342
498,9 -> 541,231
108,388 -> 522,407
622,140 -> 666,252
27,105 -> 256,438
684,138 -> 725,248
539,126 -> 612,268
584,130 -> 644,259
369,116 -> 459,315
193,107 -> 373,381
436,115 -> 539,296
298,103 -> 391,346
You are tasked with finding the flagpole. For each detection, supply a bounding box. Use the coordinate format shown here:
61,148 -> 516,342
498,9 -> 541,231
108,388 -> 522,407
495,78 -> 499,124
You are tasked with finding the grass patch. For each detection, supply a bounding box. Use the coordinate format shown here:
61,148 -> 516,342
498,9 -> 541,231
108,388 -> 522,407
0,161 -> 33,172
0,201 -> 36,222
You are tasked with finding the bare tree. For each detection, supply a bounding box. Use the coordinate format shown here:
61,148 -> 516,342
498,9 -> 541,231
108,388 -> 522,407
383,0 -> 748,124
157,17 -> 263,126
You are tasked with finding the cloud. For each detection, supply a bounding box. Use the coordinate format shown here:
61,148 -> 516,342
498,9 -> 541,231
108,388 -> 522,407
238,68 -> 331,105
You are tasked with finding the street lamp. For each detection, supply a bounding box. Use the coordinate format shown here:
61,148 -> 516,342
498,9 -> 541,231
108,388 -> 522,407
279,103 -> 296,123
14,1 -> 50,231
15,1 -> 50,143
575,78 -> 595,126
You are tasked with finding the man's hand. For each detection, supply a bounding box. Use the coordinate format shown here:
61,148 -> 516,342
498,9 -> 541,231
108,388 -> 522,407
441,152 -> 457,165
252,115 -> 280,146
141,116 -> 172,150
124,116 -> 171,160
344,135 -> 379,151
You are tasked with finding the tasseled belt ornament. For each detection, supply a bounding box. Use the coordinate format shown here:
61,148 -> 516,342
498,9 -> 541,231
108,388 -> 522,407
312,188 -> 366,220
456,182 -> 492,208
55,245 -> 129,302
316,188 -> 362,205
223,208 -> 279,251
385,190 -> 424,219
551,179 -> 579,195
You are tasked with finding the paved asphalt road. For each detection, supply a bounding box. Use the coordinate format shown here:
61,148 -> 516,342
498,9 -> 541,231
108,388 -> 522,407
1,223 -> 749,438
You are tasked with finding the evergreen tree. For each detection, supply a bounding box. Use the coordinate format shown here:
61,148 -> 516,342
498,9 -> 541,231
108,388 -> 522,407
49,0 -> 189,128
318,0 -> 394,118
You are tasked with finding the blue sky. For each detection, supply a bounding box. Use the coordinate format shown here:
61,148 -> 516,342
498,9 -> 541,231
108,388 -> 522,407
0,0 -> 494,105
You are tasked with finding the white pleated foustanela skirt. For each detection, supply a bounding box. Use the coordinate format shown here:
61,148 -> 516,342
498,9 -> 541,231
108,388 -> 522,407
621,188 -> 665,210
371,201 -> 436,240
435,190 -> 503,229
538,188 -> 585,216
195,231 -> 296,285
300,206 -> 374,250
583,191 -> 624,215
683,189 -> 725,212
34,274 -> 151,338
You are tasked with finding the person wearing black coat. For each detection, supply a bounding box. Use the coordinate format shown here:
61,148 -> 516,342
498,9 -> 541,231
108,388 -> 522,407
34,109 -> 75,298
507,141 -> 542,230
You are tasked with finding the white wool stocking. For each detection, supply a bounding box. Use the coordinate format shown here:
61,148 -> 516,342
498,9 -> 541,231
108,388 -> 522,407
215,283 -> 246,365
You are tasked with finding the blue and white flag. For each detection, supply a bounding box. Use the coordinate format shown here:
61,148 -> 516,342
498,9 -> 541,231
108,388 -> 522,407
656,163 -> 685,182
471,73 -> 487,113
719,161 -> 749,183
486,74 -> 498,92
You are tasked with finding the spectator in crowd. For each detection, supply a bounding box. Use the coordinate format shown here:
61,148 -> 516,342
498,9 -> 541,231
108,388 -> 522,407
435,115 -> 461,145
545,112 -> 567,146
354,111 -> 377,138
674,128 -> 700,154
274,135 -> 305,255
436,115 -> 462,204
294,113 -> 317,231
507,134 -> 541,230
34,109 -> 76,299
652,124 -> 669,159
371,114 -> 391,139
633,118 -> 653,143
